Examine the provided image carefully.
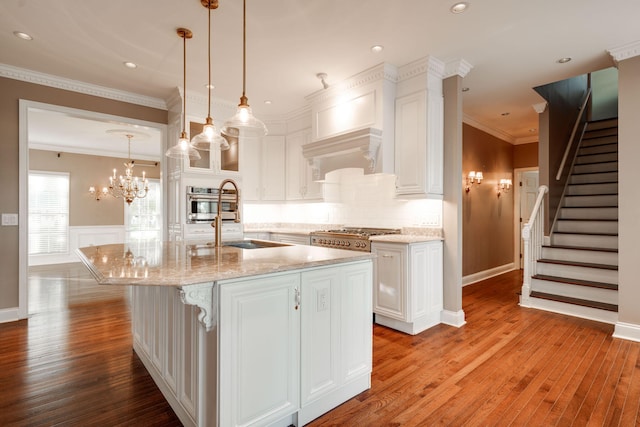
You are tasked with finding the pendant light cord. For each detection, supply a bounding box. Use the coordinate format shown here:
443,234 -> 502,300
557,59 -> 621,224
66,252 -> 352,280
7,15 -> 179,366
242,0 -> 246,100
207,1 -> 212,118
182,30 -> 187,135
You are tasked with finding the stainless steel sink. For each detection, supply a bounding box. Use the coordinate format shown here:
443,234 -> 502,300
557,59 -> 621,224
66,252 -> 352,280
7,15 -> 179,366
224,240 -> 291,249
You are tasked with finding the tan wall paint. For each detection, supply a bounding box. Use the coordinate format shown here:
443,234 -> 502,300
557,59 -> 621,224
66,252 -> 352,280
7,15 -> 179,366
0,76 -> 167,310
617,55 -> 640,327
514,142 -> 539,169
29,150 -> 161,226
462,124 -> 514,277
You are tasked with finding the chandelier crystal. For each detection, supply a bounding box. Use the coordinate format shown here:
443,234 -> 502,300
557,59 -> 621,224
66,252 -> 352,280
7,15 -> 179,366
108,134 -> 149,205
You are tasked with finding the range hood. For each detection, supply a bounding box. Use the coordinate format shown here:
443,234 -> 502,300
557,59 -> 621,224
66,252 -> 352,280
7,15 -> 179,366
302,128 -> 383,180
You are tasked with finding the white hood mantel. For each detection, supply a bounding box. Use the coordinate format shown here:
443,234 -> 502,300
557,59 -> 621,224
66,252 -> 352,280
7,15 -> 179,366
302,127 -> 383,180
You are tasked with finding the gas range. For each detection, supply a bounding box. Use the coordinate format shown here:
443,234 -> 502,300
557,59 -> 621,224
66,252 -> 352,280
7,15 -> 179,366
310,227 -> 401,252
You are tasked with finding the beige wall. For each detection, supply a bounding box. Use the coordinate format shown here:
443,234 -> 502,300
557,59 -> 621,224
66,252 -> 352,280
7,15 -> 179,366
617,55 -> 640,327
514,142 -> 539,169
462,124 -> 514,277
0,76 -> 167,311
29,149 -> 161,226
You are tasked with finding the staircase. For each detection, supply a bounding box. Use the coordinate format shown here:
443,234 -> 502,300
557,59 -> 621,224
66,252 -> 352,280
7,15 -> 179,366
529,118 -> 619,323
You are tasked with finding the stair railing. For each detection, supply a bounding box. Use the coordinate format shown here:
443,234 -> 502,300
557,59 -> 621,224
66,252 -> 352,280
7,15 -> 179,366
556,88 -> 592,181
521,185 -> 549,306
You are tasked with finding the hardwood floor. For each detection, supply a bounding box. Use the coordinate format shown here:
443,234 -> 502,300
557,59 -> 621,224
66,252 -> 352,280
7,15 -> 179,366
1,265 -> 639,426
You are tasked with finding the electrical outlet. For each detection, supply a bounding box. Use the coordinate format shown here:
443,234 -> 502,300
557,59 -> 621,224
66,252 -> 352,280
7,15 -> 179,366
317,288 -> 328,312
1,213 -> 18,226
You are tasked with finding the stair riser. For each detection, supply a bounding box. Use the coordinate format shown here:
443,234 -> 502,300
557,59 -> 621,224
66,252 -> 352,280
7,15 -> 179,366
575,153 -> 618,165
566,183 -> 617,196
586,119 -> 618,130
563,195 -> 618,207
581,135 -> 618,147
551,233 -> 618,250
554,220 -> 618,234
579,144 -> 617,156
531,279 -> 618,305
569,172 -> 618,185
573,162 -> 617,174
583,128 -> 618,138
536,262 -> 618,285
541,247 -> 618,266
558,207 -> 618,220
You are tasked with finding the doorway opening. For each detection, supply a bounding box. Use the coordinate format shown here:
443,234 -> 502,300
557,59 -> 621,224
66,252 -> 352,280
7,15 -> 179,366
513,167 -> 539,269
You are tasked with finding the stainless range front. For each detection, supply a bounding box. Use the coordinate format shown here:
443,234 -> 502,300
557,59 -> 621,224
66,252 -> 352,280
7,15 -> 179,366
310,227 -> 401,252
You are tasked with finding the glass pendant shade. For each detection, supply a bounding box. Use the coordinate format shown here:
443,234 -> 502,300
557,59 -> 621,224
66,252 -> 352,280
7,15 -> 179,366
222,101 -> 267,138
191,117 -> 229,151
165,131 -> 201,160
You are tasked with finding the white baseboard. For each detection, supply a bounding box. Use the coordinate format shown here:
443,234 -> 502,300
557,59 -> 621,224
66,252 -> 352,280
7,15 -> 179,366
0,307 -> 21,324
613,322 -> 640,343
440,309 -> 466,328
463,263 -> 516,286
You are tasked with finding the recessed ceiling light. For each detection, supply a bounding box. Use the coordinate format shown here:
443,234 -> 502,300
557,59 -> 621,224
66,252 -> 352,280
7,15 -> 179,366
123,61 -> 137,69
13,31 -> 33,41
462,87 -> 470,92
557,57 -> 572,64
371,45 -> 384,53
501,112 -> 510,116
450,2 -> 469,13
264,100 -> 272,105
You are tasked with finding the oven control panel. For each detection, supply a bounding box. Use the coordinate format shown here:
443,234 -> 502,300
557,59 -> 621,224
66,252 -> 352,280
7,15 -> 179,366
310,236 -> 370,252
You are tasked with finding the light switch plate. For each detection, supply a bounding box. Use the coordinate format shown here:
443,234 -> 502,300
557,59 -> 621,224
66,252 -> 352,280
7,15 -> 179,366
1,213 -> 19,226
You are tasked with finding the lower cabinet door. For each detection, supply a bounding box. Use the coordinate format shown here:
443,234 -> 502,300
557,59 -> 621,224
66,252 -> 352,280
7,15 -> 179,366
219,273 -> 301,427
372,243 -> 407,320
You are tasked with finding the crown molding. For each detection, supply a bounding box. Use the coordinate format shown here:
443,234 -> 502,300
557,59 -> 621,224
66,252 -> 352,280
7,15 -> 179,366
463,114 -> 516,144
444,59 -> 474,78
305,62 -> 398,104
397,56 -> 445,82
0,63 -> 166,110
607,40 -> 640,64
514,135 -> 539,145
532,102 -> 548,114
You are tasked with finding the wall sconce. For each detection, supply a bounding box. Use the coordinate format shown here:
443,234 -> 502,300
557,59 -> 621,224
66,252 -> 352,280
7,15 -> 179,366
497,178 -> 512,197
89,186 -> 109,201
465,171 -> 483,193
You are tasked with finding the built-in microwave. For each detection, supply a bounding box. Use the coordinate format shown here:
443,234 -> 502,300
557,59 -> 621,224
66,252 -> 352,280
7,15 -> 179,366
186,186 -> 239,224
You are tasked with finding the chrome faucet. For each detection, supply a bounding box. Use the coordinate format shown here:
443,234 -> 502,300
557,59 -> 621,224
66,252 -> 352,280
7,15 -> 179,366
212,178 -> 240,247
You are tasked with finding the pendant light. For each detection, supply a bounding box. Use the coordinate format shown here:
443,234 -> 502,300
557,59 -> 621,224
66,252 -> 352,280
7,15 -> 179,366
221,0 -> 268,137
165,28 -> 201,160
191,0 -> 229,151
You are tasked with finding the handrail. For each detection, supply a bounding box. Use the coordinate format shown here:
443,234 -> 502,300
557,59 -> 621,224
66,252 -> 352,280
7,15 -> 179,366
521,185 -> 549,307
556,88 -> 592,180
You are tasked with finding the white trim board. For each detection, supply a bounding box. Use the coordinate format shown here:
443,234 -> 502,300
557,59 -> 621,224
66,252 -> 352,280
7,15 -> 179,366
614,322 -> 640,343
0,308 -> 20,324
463,263 -> 516,286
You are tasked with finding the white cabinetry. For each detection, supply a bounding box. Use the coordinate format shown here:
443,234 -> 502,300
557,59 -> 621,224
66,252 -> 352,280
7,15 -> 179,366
298,262 -> 372,425
219,273 -> 301,427
270,232 -> 310,246
394,89 -> 443,197
286,129 -> 323,200
241,135 -> 285,201
372,240 -> 443,335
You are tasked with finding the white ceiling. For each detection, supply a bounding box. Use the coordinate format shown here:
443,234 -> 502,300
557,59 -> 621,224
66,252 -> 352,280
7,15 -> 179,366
2,0 -> 638,156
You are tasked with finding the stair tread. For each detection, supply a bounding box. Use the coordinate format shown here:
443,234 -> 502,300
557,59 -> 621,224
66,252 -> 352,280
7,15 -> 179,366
543,244 -> 618,253
558,218 -> 618,222
560,205 -> 618,209
532,274 -> 619,290
577,151 -> 618,156
538,258 -> 618,270
564,193 -> 618,197
552,231 -> 618,236
530,291 -> 618,312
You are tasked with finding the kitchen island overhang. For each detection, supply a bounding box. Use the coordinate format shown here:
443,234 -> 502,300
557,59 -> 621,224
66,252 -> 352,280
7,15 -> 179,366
76,240 -> 374,427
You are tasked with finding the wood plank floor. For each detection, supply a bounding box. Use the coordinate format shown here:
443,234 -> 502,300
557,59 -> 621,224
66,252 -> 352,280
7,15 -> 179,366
1,265 -> 639,426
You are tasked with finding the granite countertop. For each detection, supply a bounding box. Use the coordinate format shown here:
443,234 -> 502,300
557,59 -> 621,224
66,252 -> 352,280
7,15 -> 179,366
76,240 -> 373,287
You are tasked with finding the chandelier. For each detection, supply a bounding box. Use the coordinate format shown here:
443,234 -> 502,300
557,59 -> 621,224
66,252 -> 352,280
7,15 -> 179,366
108,134 -> 149,205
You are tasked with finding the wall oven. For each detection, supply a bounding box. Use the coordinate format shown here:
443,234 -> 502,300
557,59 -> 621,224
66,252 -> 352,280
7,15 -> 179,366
186,186 -> 239,224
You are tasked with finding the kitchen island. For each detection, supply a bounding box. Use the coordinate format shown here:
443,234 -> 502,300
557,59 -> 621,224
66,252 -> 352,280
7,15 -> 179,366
77,240 -> 374,427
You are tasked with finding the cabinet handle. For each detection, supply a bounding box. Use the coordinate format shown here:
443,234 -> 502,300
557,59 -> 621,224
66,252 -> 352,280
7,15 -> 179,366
294,287 -> 300,310
382,254 -> 394,258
